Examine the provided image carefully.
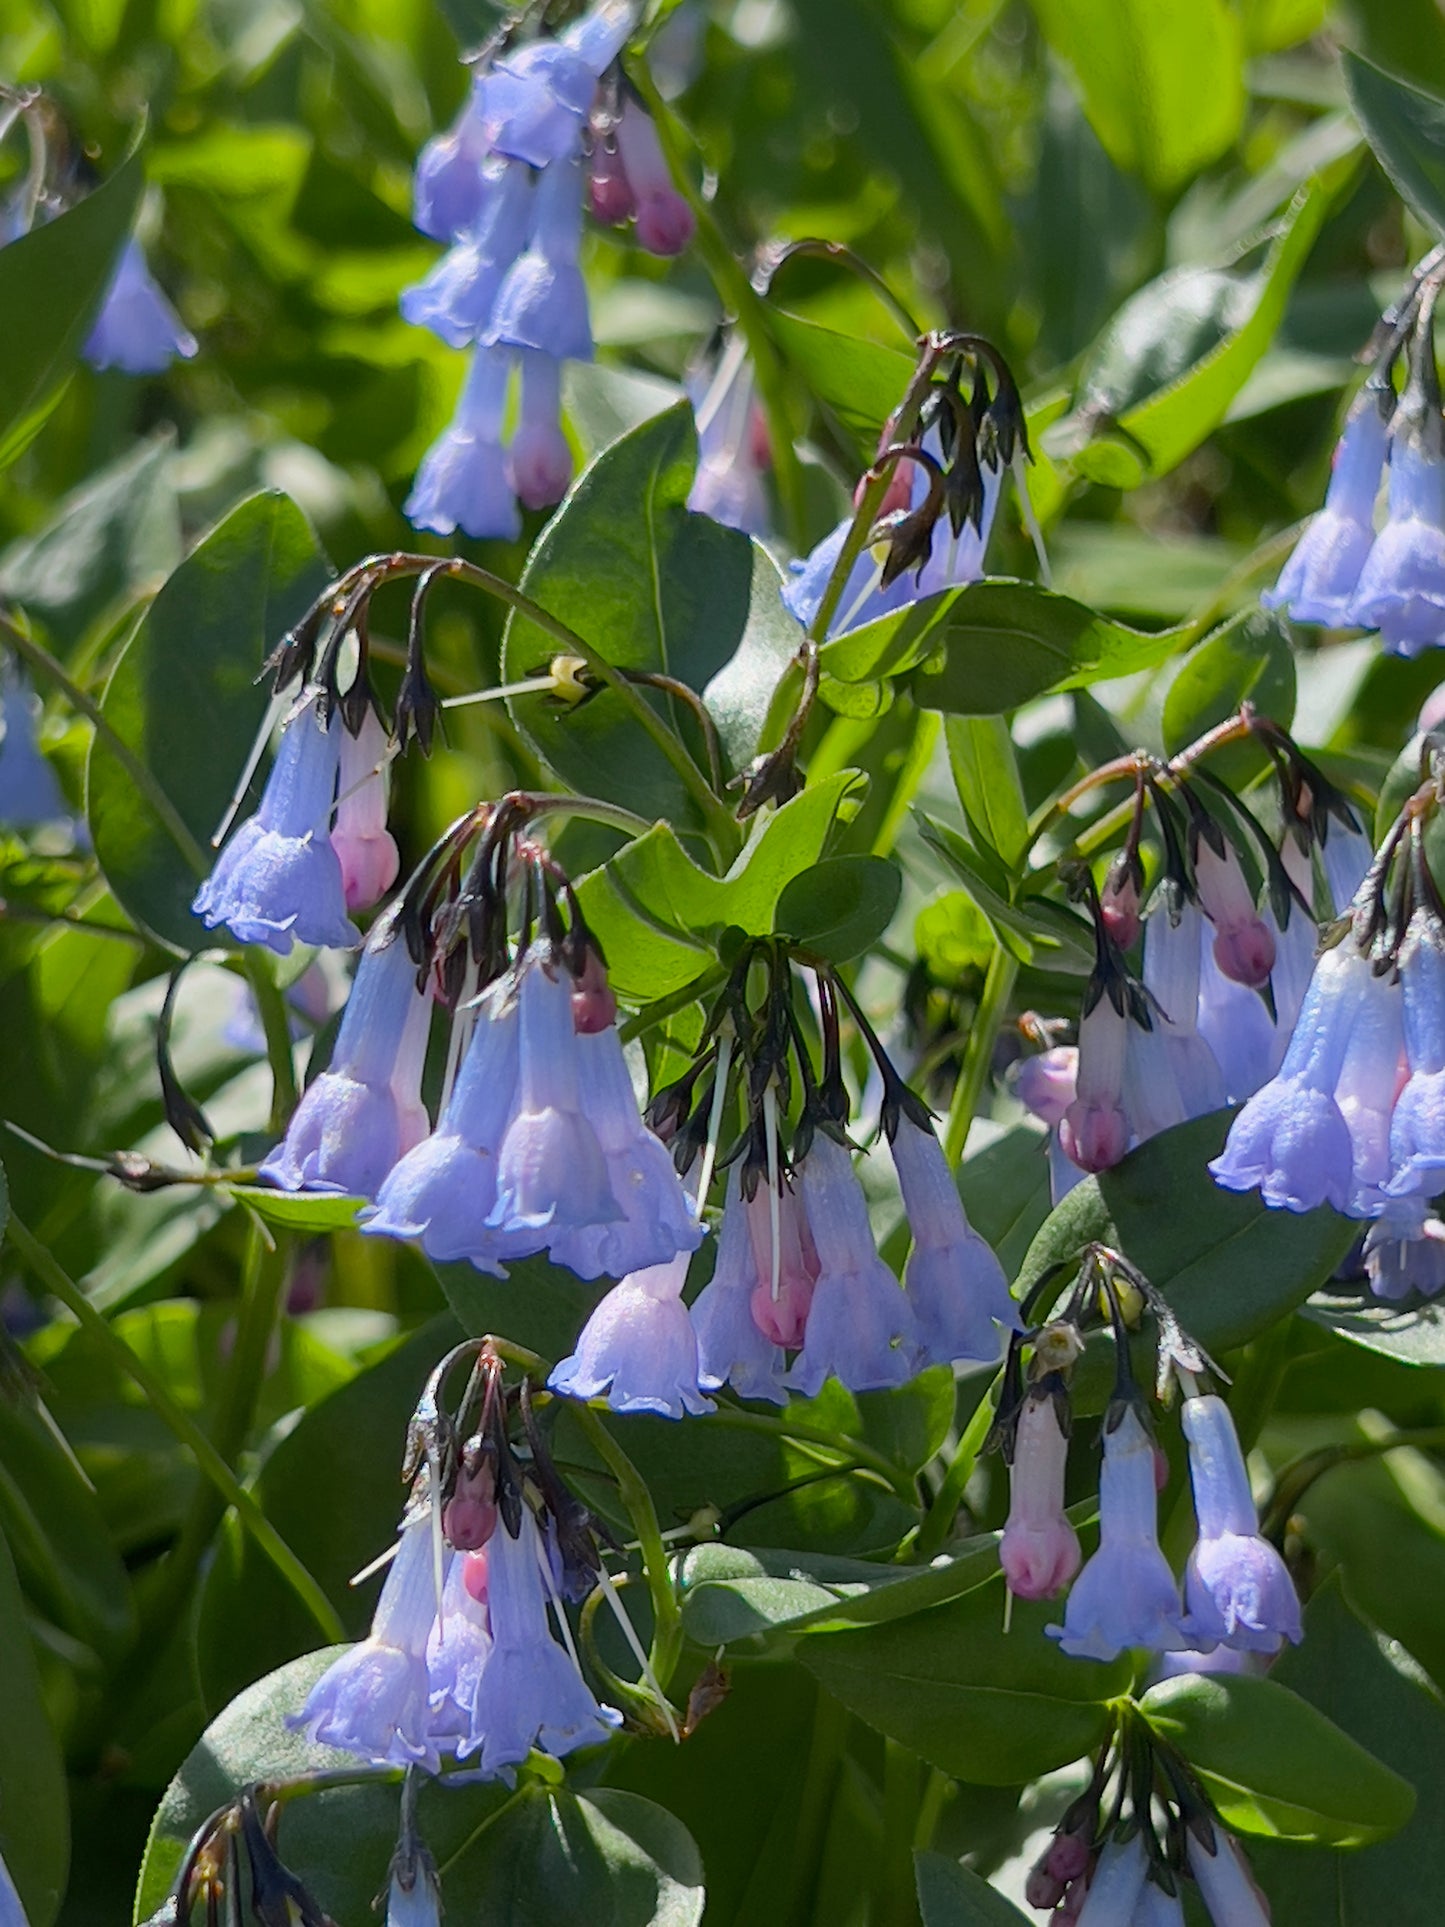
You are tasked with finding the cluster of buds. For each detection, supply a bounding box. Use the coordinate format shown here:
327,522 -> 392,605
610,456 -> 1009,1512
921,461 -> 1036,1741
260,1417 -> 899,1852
992,1247 -> 1301,1662
400,0 -> 693,540
1214,739 -> 1445,1299
1025,1710 -> 1270,1926
563,937 -> 1021,1412
1021,712 -> 1371,1193
783,330 -> 1036,639
0,87 -> 195,377
140,1784 -> 337,1927
293,1340 -> 630,1780
1266,247 -> 1445,656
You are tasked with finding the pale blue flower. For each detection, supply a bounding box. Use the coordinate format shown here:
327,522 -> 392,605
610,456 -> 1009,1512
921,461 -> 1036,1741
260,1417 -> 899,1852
193,698 -> 359,955
1048,1405 -> 1187,1662
405,345 -> 520,541
1388,908 -> 1445,1195
401,161 -> 534,348
692,1167 -> 788,1404
1351,424 -> 1445,656
1076,1838 -> 1148,1927
485,155 -> 593,363
1186,1830 -> 1270,1927
1181,1394 -> 1300,1654
551,1248 -> 713,1418
1363,1198 -> 1445,1301
1262,389 -> 1387,627
84,238 -> 197,375
0,664 -> 66,827
889,1115 -> 1017,1366
507,349 -> 573,510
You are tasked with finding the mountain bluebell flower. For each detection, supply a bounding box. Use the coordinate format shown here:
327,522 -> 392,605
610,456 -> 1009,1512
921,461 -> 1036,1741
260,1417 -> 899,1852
364,980 -> 522,1271
1142,908 -> 1227,1120
1048,1404 -> 1187,1661
1351,408 -> 1445,656
1195,914 -> 1287,1103
688,342 -> 770,535
405,345 -> 521,541
331,710 -> 399,913
385,1859 -> 442,1927
1132,1878 -> 1186,1927
508,349 -> 574,510
401,161 -> 535,348
459,1506 -> 619,1774
414,82 -> 494,241
485,154 -> 593,364
546,1024 -> 702,1280
888,1114 -> 1017,1366
488,953 -> 622,1249
260,921 -> 432,1199
0,663 -> 67,827
1262,387 -> 1389,627
550,1247 -> 714,1418
1363,1198 -> 1445,1300
1320,821 -> 1374,918
1387,908 -> 1445,1196
785,1132 -> 922,1397
84,237 -> 197,375
1191,838 -> 1275,990
426,1549 -> 493,1750
0,1847 -> 26,1927
1333,955 -> 1405,1213
290,1516 -> 444,1770
1209,939 -> 1370,1213
613,97 -> 694,256
477,0 -> 631,170
1181,1394 -> 1301,1653
1186,1829 -> 1271,1927
1059,993 -> 1131,1174
1000,1390 -> 1081,1602
1075,1837 -> 1148,1926
192,696 -> 360,955
691,1168 -> 789,1404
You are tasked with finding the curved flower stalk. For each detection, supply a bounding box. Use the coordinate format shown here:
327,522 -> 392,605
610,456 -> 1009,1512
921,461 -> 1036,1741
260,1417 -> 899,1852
400,0 -> 692,537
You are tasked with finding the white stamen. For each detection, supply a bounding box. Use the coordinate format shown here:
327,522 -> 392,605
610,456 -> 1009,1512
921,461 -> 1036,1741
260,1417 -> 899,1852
1002,1587 -> 1014,1636
1012,450 -> 1052,588
836,553 -> 887,637
440,674 -> 561,710
595,1564 -> 680,1742
328,736 -> 399,827
694,332 -> 749,439
349,1536 -> 402,1588
693,1032 -> 734,1214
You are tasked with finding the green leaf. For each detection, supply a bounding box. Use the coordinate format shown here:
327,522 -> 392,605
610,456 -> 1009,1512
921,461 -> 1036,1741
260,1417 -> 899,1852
677,1534 -> 1002,1647
958,1125 -> 1055,1282
0,143 -> 146,468
574,770 -> 864,1002
224,1185 -> 366,1232
799,1572 -> 1132,1785
915,1851 -> 1031,1926
774,853 -> 901,961
1343,51 -> 1445,240
1139,1671 -> 1415,1847
0,433 -> 182,651
0,1528 -> 68,1927
500,402 -> 789,835
946,716 -> 1029,869
1300,1285 -> 1445,1365
1026,0 -> 1245,193
1049,180 -> 1333,488
1015,1112 -> 1358,1408
766,310 -> 917,460
87,491 -> 333,954
1249,1579 -> 1445,1923
917,814 -> 1096,974
1161,611 -> 1297,764
821,581 -> 1187,717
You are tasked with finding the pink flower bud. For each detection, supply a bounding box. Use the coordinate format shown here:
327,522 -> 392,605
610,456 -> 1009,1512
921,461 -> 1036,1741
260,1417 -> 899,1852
1026,1867 -> 1067,1909
1012,1046 -> 1078,1129
1000,1393 -> 1082,1601
1193,840 -> 1276,989
1058,998 -> 1130,1174
744,1179 -> 819,1347
331,709 -> 399,913
1046,1833 -> 1091,1883
1099,864 -> 1141,952
616,101 -> 695,256
570,947 -> 617,1034
444,1457 -> 498,1550
588,145 -> 636,225
462,1547 -> 490,1605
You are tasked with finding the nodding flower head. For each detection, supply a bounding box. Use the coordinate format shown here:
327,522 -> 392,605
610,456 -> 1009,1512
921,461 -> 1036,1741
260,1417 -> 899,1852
1191,838 -> 1275,990
260,921 -> 432,1200
1181,1394 -> 1301,1653
888,1114 -> 1018,1367
485,155 -> 593,364
1350,407 -> 1445,657
332,709 -> 399,913
84,238 -> 198,376
549,1248 -> 713,1419
691,1166 -> 789,1405
192,695 -> 359,955
999,1388 -> 1081,1602
1263,386 -> 1389,629
744,1171 -> 819,1348
1059,992 -> 1131,1175
405,346 -> 521,542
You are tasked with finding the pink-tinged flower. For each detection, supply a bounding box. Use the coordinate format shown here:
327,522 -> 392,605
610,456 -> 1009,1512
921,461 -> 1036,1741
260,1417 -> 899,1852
1181,1395 -> 1301,1654
785,1132 -> 922,1397
1100,858 -> 1142,952
332,709 -> 399,913
507,349 -> 573,510
614,99 -> 694,256
1192,840 -> 1275,989
1048,1405 -> 1187,1661
1363,1197 -> 1445,1301
1000,1391 -> 1081,1602
1059,995 -> 1131,1174
1012,1046 -> 1077,1131
746,1174 -> 819,1348
691,1167 -> 788,1404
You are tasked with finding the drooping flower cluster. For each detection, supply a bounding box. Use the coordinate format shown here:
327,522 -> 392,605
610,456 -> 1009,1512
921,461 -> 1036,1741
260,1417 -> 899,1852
293,1343 -> 625,1786
1212,747 -> 1445,1299
1033,715 -> 1371,1193
401,0 -> 694,540
1266,255 -> 1445,656
784,331 -> 1039,638
993,1246 -> 1301,1666
1026,1712 -> 1271,1927
550,942 -> 1020,1417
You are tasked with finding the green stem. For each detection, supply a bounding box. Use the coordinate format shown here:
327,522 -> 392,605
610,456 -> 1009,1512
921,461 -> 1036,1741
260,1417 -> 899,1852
6,1214 -> 344,1644
782,1686 -> 851,1927
571,1404 -> 683,1688
879,1740 -> 923,1927
2,616 -> 210,876
617,962 -> 728,1044
912,1375 -> 1001,1560
913,1768 -> 952,1851
705,1405 -> 919,1506
942,944 -> 1017,1164
243,951 -> 299,1133
626,63 -> 809,554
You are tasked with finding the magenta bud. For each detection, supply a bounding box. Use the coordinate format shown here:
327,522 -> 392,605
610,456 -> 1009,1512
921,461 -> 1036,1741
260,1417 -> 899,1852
1000,1394 -> 1082,1601
635,190 -> 695,256
1026,1867 -> 1067,1909
1100,871 -> 1141,952
462,1547 -> 490,1604
1058,1098 -> 1129,1173
571,949 -> 618,1034
589,155 -> 636,226
444,1490 -> 498,1550
1046,1833 -> 1091,1882
1211,917 -> 1276,989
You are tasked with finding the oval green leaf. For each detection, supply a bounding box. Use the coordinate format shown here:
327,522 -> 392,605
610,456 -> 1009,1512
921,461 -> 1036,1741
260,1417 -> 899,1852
915,1851 -> 1031,1926
774,853 -> 902,961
